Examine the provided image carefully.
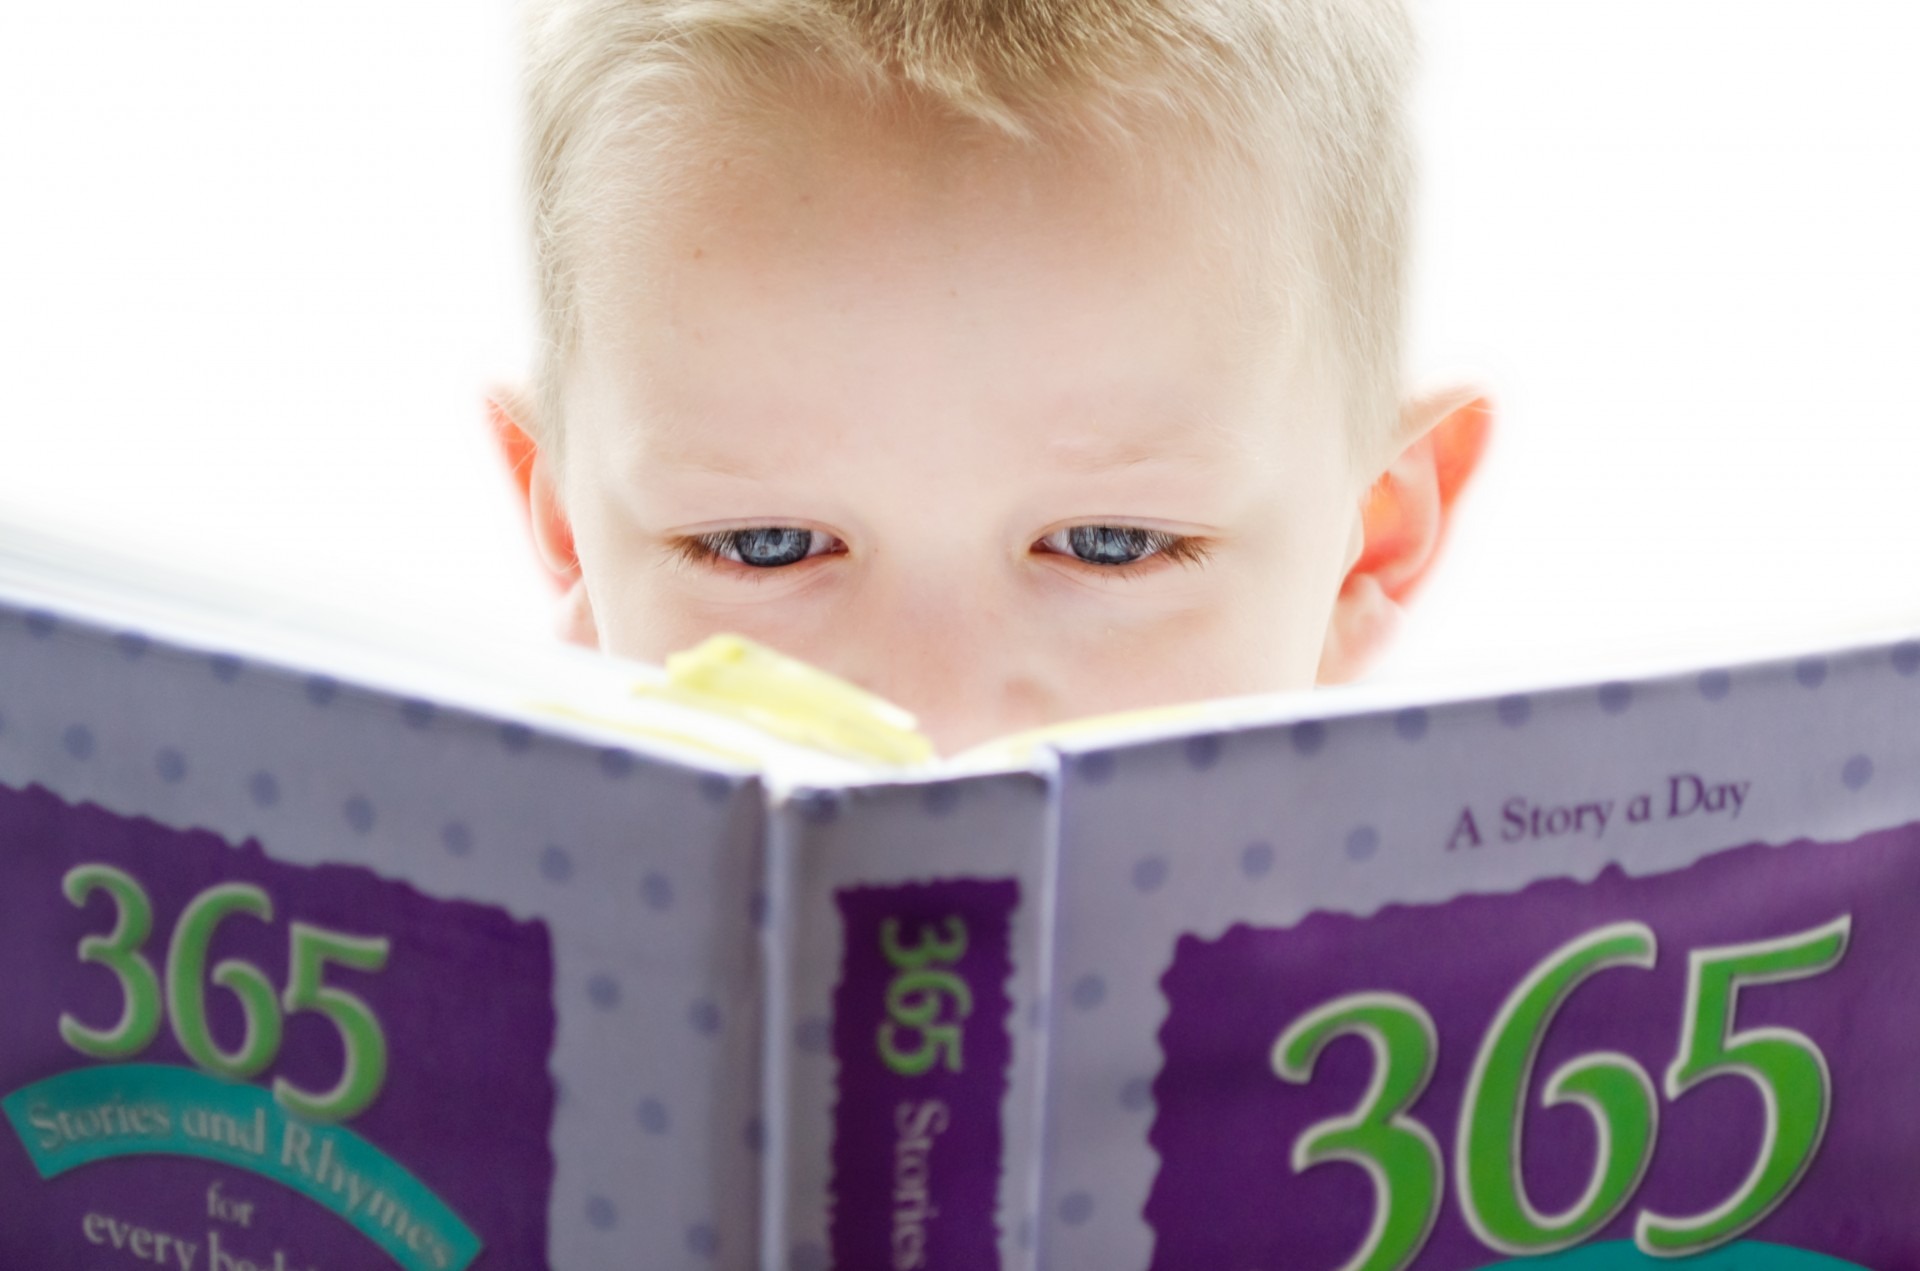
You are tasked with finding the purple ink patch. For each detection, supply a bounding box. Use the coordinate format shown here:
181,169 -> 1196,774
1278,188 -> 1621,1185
0,780 -> 557,1269
1148,819 -> 1920,1269
832,878 -> 1018,1271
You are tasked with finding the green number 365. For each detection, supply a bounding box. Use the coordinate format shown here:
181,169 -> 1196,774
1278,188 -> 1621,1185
59,863 -> 392,1122
876,916 -> 973,1077
1273,915 -> 1850,1269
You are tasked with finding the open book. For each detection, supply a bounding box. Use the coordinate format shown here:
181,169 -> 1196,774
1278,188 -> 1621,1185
2,519 -> 1916,1271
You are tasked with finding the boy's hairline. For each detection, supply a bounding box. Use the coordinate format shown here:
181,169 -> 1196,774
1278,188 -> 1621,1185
519,0 -> 1414,474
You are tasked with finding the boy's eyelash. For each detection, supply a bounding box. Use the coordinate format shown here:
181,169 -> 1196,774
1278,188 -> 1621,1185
668,531 -> 825,576
1039,526 -> 1215,574
667,533 -> 769,577
1136,533 -> 1213,569
668,527 -> 1214,574
670,535 -> 719,567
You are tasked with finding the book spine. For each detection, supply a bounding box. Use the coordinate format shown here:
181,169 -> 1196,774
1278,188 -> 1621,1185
762,771 -> 1058,1271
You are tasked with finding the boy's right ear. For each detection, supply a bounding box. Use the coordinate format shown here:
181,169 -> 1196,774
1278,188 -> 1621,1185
485,387 -> 600,648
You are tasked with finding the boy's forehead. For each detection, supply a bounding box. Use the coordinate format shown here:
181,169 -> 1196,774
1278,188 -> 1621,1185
565,88 -> 1326,468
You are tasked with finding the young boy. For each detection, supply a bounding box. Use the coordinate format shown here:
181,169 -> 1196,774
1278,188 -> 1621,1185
490,0 -> 1490,754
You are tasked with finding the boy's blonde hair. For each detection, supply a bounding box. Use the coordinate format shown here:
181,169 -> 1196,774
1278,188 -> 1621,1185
519,0 -> 1415,459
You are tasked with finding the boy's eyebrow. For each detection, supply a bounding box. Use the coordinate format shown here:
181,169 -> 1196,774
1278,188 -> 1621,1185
632,386 -> 1251,480
1042,431 -> 1230,474
644,424 -> 1242,483
641,444 -> 770,481
1040,410 -> 1251,473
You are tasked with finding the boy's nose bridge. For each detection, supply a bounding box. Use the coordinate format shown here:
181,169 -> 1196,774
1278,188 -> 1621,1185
839,565 -> 1052,743
876,547 -> 1020,641
858,566 -> 1000,676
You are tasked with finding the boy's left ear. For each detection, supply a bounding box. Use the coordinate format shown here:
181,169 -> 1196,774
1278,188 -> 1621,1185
1318,385 -> 1494,684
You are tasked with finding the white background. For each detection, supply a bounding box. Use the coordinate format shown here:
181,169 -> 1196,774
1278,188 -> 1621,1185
1,2 -> 1915,688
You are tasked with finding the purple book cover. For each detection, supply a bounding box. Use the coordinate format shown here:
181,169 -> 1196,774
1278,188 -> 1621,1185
1150,820 -> 1920,1269
0,780 -> 557,1270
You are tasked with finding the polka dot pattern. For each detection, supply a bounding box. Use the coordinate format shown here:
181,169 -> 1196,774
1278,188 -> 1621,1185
497,721 -> 533,753
794,1016 -> 831,1055
400,698 -> 436,730
689,998 -> 723,1036
1496,694 -> 1533,727
587,974 -> 621,1010
921,782 -> 962,816
62,725 -> 94,761
584,1196 -> 616,1231
1119,1077 -> 1152,1112
1698,669 -> 1732,701
1240,841 -> 1275,879
1059,1192 -> 1094,1225
1183,734 -> 1221,770
342,795 -> 375,836
539,845 -> 574,883
304,675 -> 338,707
687,1224 -> 719,1258
155,749 -> 187,784
209,653 -> 243,683
1345,825 -> 1379,862
637,1099 -> 670,1135
247,771 -> 280,808
1598,681 -> 1633,715
795,790 -> 840,825
640,872 -> 674,911
1131,856 -> 1168,894
1795,657 -> 1829,689
1844,755 -> 1874,791
1077,752 -> 1117,786
1291,721 -> 1327,755
440,821 -> 473,857
1894,641 -> 1920,677
1070,974 -> 1106,1011
1393,707 -> 1429,742
599,747 -> 635,780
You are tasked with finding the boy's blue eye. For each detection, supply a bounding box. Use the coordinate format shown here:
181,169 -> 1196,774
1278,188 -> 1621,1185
696,527 -> 837,568
732,528 -> 812,567
1042,525 -> 1168,566
685,524 -> 1201,573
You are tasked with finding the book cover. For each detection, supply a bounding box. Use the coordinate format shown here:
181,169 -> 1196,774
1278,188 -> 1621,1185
1038,643 -> 1920,1269
3,529 -> 1917,1269
0,579 -> 774,1268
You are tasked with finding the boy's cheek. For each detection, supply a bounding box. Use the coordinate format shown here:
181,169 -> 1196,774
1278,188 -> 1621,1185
1088,593 -> 1329,707
584,575 -> 808,667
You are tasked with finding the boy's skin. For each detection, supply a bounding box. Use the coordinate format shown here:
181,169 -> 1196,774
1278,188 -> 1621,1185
492,86 -> 1490,754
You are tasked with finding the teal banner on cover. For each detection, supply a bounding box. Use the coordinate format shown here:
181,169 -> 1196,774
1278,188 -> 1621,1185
4,1064 -> 482,1271
1475,1241 -> 1866,1269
